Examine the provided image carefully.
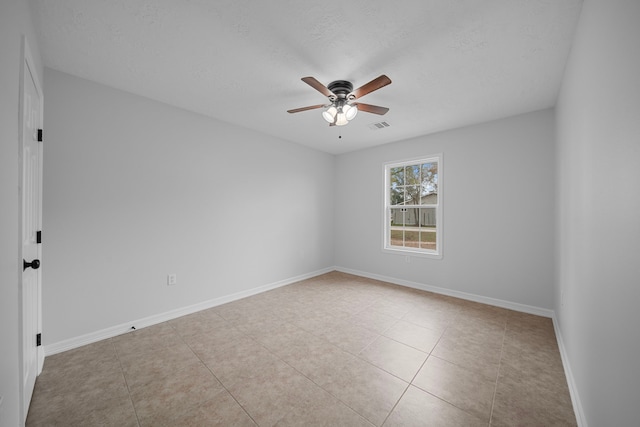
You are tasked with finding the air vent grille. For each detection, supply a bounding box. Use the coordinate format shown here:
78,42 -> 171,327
368,121 -> 390,130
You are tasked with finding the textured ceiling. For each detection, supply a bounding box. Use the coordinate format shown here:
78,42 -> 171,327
30,0 -> 583,154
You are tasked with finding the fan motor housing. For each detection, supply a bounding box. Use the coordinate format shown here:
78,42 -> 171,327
328,80 -> 353,99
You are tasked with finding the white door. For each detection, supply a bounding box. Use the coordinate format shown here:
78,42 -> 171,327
19,38 -> 43,423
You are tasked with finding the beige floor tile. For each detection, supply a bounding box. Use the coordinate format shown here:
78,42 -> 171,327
492,364 -> 576,425
27,392 -> 139,427
162,390 -> 257,426
504,326 -> 558,354
289,311 -> 347,334
454,320 -> 506,341
412,295 -> 463,314
274,331 -> 356,384
431,329 -> 503,381
232,315 -> 299,339
382,319 -> 443,353
317,320 -> 380,354
350,309 -> 399,334
34,355 -> 123,397
197,336 -> 287,388
455,301 -> 509,327
275,385 -> 374,427
492,362 -> 577,426
501,323 -> 565,382
198,305 -> 232,320
130,362 -> 226,426
368,299 -> 415,319
503,317 -> 559,353
227,362 -> 318,426
316,355 -> 408,426
182,321 -> 247,352
29,362 -> 130,424
212,300 -> 268,322
317,299 -> 367,319
506,311 -> 555,330
384,385 -> 486,427
27,357 -> 134,426
248,321 -> 308,351
40,339 -> 117,374
358,335 -> 428,382
169,310 -> 231,339
271,302 -> 321,323
413,355 -> 496,422
120,342 -> 202,389
401,308 -> 456,334
441,322 -> 505,354
112,322 -> 184,358
228,311 -> 285,331
500,339 -> 565,378
332,289 -> 376,307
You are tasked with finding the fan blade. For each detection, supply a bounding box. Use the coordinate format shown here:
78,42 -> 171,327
350,75 -> 392,99
354,103 -> 389,115
287,104 -> 326,114
301,77 -> 336,98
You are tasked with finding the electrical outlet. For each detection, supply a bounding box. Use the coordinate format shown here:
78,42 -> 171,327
405,256 -> 411,263
167,274 -> 177,286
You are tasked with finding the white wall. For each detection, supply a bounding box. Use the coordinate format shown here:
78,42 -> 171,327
555,0 -> 640,425
42,69 -> 334,345
334,109 -> 556,310
0,1 -> 43,425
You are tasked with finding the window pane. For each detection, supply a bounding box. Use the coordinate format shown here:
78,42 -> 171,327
390,229 -> 404,247
405,164 -> 420,185
402,207 -> 419,226
420,192 -> 438,204
390,186 -> 404,205
405,230 -> 420,248
421,162 -> 438,203
420,229 -> 436,250
418,207 -> 436,227
419,207 -> 436,250
405,186 -> 420,204
390,207 -> 406,226
390,207 -> 405,247
390,167 -> 404,186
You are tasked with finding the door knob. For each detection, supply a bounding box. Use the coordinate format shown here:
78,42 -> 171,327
23,259 -> 40,271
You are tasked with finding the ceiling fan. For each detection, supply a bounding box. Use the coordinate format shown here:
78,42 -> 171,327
287,75 -> 392,126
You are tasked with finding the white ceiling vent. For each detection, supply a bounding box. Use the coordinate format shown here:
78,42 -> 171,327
368,121 -> 390,130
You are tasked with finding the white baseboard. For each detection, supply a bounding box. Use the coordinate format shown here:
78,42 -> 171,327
335,266 -> 554,318
552,315 -> 588,427
44,267 -> 334,356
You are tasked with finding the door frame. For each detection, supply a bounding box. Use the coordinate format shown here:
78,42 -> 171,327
18,35 -> 44,423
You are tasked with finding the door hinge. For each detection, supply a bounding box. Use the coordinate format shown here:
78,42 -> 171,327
37,129 -> 43,142
37,230 -> 42,244
36,333 -> 41,347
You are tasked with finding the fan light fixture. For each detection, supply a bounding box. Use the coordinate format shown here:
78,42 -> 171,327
322,100 -> 358,126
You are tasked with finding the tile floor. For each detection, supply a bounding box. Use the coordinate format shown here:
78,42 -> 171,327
26,272 -> 577,426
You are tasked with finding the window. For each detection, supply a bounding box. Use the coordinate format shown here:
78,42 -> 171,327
384,155 -> 442,258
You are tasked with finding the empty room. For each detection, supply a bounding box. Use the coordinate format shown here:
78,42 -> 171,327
1,0 -> 639,426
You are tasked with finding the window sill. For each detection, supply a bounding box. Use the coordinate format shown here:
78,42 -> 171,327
382,247 -> 443,260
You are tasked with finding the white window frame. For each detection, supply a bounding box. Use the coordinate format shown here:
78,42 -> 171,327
383,154 -> 443,259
